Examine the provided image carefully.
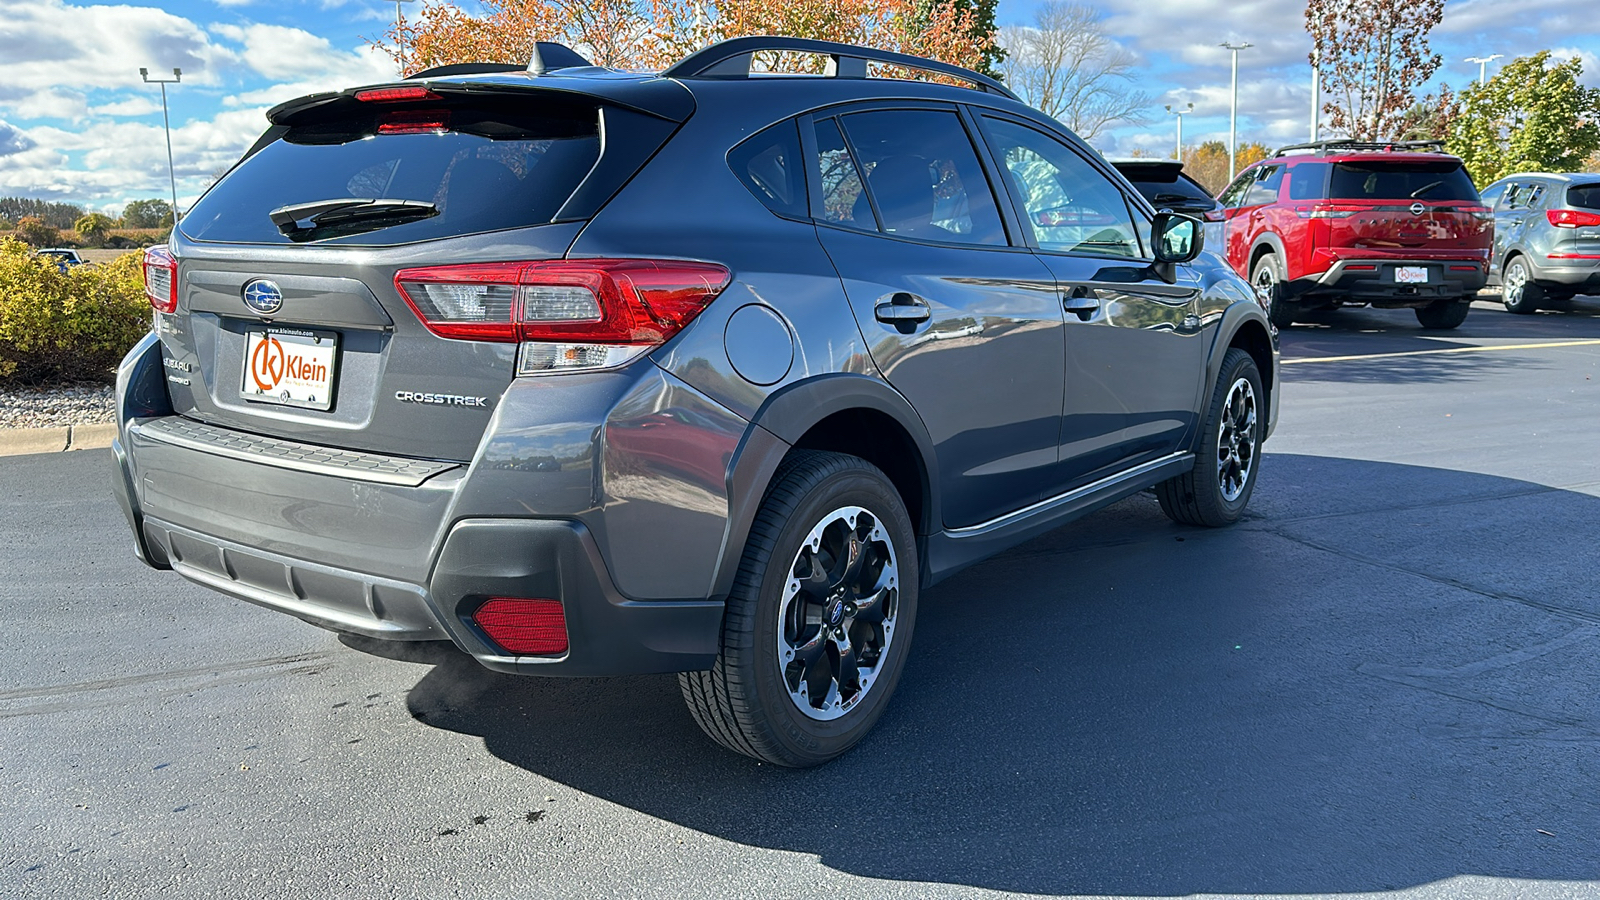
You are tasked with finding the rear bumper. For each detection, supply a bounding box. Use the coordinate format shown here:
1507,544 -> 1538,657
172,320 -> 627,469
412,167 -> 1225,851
1290,259 -> 1487,306
1525,255 -> 1600,290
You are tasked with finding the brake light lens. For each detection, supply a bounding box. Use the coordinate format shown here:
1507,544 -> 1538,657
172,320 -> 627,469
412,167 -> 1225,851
377,110 -> 450,134
473,598 -> 568,656
142,245 -> 177,313
395,259 -> 731,373
1296,203 -> 1365,219
1548,209 -> 1600,228
354,86 -> 441,103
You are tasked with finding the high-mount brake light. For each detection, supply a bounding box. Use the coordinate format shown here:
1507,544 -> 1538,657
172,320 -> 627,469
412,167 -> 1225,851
394,259 -> 732,374
1548,209 -> 1600,229
142,245 -> 178,313
354,86 -> 441,103
378,110 -> 451,134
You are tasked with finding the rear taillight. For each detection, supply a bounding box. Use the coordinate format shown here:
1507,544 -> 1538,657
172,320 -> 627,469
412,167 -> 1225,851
395,259 -> 731,374
1548,209 -> 1600,228
473,598 -> 568,656
142,245 -> 177,313
1295,203 -> 1365,219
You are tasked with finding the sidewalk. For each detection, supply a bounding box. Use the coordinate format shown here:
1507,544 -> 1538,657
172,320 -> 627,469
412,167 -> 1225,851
0,423 -> 117,457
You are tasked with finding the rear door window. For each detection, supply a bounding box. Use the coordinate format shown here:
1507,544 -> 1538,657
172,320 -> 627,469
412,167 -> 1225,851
181,98 -> 602,245
837,109 -> 1008,246
810,118 -> 875,232
1328,161 -> 1479,201
1243,165 -> 1284,206
1286,162 -> 1330,200
1568,183 -> 1600,210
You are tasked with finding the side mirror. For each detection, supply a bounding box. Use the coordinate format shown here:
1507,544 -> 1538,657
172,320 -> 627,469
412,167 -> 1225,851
1153,212 -> 1204,263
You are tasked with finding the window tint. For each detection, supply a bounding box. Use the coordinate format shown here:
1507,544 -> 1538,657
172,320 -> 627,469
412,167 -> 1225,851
1217,171 -> 1254,209
1568,183 -> 1600,210
1328,161 -> 1479,201
181,100 -> 602,245
811,118 -> 874,232
982,116 -> 1141,258
729,120 -> 807,219
837,109 -> 1006,246
1243,165 -> 1284,206
1286,162 -> 1330,200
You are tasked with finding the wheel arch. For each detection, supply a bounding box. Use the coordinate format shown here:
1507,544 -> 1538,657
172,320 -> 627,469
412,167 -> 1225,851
1205,303 -> 1277,441
1250,233 -> 1288,275
710,373 -> 940,600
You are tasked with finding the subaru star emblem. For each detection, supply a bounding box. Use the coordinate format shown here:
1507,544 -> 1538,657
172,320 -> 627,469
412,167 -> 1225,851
1410,202 -> 1427,217
242,279 -> 284,315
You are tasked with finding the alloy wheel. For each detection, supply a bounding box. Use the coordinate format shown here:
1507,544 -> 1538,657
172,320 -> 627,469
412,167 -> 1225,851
1505,260 -> 1528,306
777,506 -> 899,721
1216,377 -> 1258,503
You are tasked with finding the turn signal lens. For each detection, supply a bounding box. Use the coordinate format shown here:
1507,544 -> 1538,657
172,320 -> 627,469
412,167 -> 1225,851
474,598 -> 568,656
143,245 -> 178,313
1548,209 -> 1600,228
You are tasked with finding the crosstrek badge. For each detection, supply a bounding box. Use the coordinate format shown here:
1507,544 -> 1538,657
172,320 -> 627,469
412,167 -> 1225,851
242,329 -> 338,411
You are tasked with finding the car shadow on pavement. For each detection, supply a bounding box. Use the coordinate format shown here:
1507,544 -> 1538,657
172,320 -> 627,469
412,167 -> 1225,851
380,453 -> 1600,896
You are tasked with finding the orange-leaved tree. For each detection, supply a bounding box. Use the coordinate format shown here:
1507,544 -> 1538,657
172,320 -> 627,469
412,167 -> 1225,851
371,0 -> 997,79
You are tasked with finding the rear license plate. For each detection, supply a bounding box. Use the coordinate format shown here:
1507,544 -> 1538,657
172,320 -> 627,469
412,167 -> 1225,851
1395,266 -> 1430,284
242,328 -> 338,410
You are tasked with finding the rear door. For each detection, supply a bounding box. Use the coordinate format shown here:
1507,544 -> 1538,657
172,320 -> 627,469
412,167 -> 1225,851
807,105 -> 1066,529
976,113 -> 1207,489
166,89 -> 675,461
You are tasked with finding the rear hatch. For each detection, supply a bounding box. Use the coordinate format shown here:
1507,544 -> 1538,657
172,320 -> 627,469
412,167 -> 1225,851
1300,157 -> 1491,256
161,76 -> 688,461
1551,182 -> 1600,262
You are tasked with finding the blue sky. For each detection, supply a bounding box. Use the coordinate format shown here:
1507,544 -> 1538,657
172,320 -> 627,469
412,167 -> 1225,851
0,0 -> 1595,214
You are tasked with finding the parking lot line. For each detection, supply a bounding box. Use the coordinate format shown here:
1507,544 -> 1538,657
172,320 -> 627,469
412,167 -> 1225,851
1283,338 -> 1600,365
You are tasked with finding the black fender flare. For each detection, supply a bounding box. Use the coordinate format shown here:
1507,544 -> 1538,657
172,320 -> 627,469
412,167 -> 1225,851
707,373 -> 941,600
1205,300 -> 1279,439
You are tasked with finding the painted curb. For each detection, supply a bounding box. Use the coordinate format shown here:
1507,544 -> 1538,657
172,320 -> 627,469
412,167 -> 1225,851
0,423 -> 117,458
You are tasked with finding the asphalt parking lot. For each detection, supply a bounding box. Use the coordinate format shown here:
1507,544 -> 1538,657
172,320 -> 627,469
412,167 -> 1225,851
4,296 -> 1599,899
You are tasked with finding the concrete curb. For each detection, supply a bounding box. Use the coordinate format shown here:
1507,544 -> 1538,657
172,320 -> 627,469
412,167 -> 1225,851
0,423 -> 117,457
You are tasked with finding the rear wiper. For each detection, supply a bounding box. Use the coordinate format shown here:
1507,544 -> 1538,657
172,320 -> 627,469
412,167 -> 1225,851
1152,192 -> 1200,203
1410,181 -> 1444,198
269,198 -> 438,239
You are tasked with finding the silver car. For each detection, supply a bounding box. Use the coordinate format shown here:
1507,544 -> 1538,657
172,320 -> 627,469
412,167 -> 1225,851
1481,172 -> 1600,313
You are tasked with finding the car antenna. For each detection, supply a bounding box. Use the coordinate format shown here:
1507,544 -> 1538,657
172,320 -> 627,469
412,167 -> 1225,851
528,43 -> 548,75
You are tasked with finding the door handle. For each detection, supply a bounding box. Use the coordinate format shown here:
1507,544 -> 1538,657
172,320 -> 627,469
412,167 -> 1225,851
874,293 -> 931,325
1062,287 -> 1100,320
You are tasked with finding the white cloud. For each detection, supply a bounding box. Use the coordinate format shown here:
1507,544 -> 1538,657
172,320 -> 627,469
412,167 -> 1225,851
91,96 -> 163,117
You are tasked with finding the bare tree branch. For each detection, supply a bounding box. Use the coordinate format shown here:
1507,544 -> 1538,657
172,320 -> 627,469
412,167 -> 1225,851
1305,0 -> 1444,141
999,1 -> 1149,142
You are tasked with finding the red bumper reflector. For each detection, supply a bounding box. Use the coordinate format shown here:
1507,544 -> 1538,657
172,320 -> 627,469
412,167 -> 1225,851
1548,253 -> 1600,260
474,598 -> 569,656
1449,265 -> 1480,271
1345,264 -> 1377,271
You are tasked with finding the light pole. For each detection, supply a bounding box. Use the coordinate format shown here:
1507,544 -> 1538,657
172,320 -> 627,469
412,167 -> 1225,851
1465,54 -> 1503,84
139,67 -> 181,225
1165,103 -> 1193,161
1220,41 -> 1252,181
393,0 -> 416,75
1310,48 -> 1321,143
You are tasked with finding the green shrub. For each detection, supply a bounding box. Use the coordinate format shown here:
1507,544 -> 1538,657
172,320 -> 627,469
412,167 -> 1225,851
0,238 -> 151,385
15,216 -> 59,247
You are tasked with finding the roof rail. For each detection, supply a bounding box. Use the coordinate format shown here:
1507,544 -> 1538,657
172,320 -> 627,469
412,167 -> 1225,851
661,35 -> 1019,101
405,43 -> 591,80
1274,139 -> 1448,157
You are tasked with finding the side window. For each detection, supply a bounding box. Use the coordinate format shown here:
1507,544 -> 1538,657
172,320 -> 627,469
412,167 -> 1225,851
1243,165 -> 1284,206
728,120 -> 807,219
1502,184 -> 1527,210
1478,183 -> 1506,209
810,118 -> 874,231
980,115 -> 1142,258
837,109 -> 1007,246
1524,184 -> 1547,209
1286,162 -> 1330,201
1217,171 -> 1254,209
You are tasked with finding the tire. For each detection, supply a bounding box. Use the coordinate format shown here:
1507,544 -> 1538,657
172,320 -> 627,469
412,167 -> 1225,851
1252,253 -> 1296,329
1415,298 -> 1471,329
679,450 -> 918,767
1157,348 -> 1263,528
1502,256 -> 1544,314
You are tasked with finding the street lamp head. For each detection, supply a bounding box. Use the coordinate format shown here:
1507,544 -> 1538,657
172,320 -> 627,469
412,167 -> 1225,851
139,67 -> 148,77
173,68 -> 182,79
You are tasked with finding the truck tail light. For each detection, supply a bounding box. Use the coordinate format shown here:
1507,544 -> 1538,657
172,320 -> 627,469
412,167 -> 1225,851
474,598 -> 568,656
1548,209 -> 1600,228
143,245 -> 178,313
395,259 -> 731,374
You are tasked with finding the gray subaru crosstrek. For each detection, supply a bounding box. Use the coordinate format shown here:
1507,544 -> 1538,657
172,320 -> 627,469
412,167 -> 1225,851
114,37 -> 1278,766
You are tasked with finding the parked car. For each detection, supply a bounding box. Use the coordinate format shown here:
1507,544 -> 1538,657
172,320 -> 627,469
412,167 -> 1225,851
1212,140 -> 1492,329
37,247 -> 84,272
1480,172 -> 1600,313
1109,158 -> 1221,217
114,36 -> 1278,767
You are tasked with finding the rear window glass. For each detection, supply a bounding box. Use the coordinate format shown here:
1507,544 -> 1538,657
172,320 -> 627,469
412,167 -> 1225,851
1329,161 -> 1478,202
181,100 -> 601,245
1124,172 -> 1214,205
1567,183 -> 1600,210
